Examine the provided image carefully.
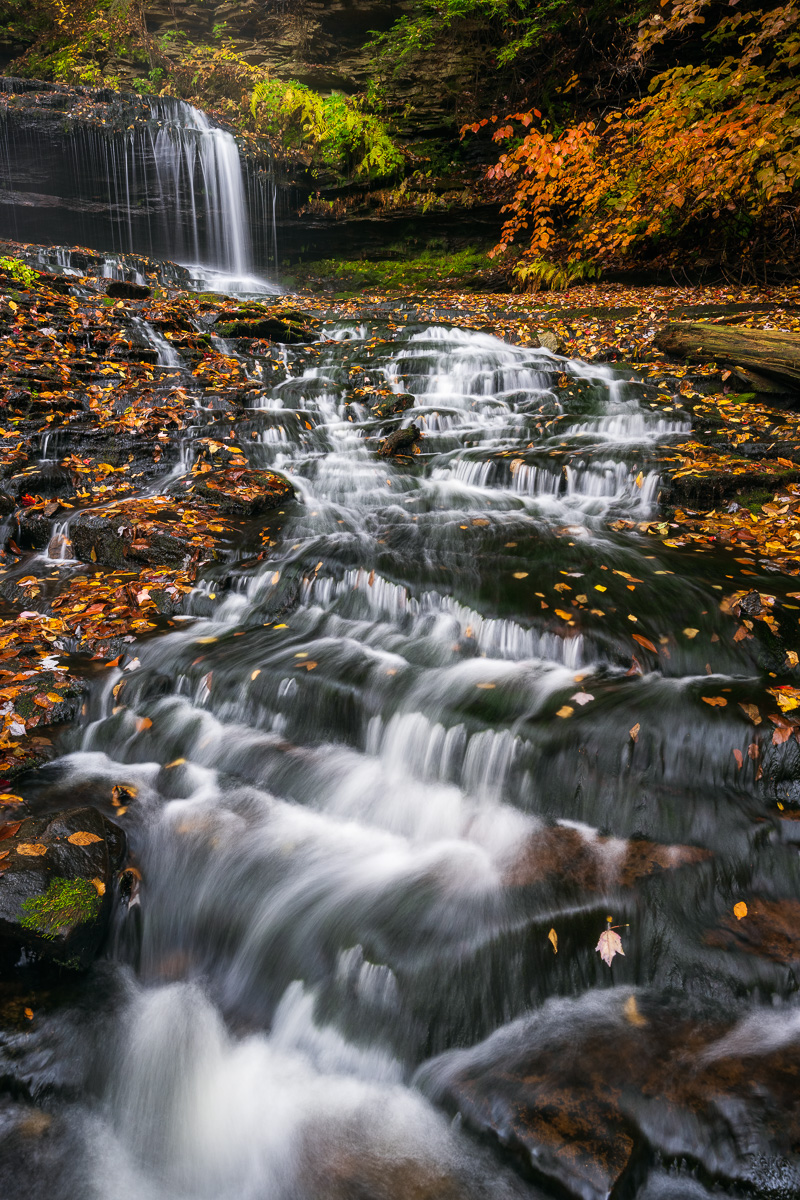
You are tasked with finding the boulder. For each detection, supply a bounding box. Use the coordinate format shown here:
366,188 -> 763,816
106,280 -> 151,300
378,422 -> 422,457
0,807 -> 125,971
420,990 -> 800,1199
191,466 -> 294,516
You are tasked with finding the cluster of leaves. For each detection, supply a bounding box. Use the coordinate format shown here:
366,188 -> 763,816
0,258 -> 40,289
475,0 -> 800,273
249,80 -> 404,182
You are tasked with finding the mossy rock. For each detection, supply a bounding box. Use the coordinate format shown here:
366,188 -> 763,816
0,807 -> 126,972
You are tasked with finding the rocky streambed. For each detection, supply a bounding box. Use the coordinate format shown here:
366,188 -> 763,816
2,245 -> 800,1200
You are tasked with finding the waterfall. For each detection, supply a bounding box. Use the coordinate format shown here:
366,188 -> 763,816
0,84 -> 279,293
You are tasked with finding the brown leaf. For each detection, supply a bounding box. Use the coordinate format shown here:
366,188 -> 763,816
632,633 -> 657,653
0,820 -> 22,842
547,927 -> 558,954
629,722 -> 640,742
16,843 -> 47,856
702,696 -> 727,707
733,748 -> 743,769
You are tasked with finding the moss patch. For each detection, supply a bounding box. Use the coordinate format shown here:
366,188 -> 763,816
20,877 -> 101,940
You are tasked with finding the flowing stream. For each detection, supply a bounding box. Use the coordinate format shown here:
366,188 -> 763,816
6,322 -> 800,1200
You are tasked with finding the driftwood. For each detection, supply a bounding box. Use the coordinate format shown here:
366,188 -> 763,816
378,422 -> 422,457
654,322 -> 800,392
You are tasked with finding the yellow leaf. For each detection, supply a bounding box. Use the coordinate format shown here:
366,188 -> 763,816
547,927 -> 558,954
90,877 -> 106,895
513,572 -> 529,579
16,843 -> 47,856
594,584 -> 607,592
555,608 -> 574,621
476,682 -> 496,689
683,627 -> 699,639
271,571 -> 280,584
624,995 -> 646,1026
135,716 -> 152,732
90,547 -> 97,562
556,705 -> 574,718
0,793 -> 23,804
46,693 -> 63,704
23,1007 -> 33,1020
733,901 -> 748,920
251,669 -> 261,680
702,696 -> 727,707
630,722 -> 640,741
166,758 -> 186,768
67,831 -> 103,846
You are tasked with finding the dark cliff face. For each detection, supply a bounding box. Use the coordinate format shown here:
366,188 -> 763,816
139,0 -> 470,136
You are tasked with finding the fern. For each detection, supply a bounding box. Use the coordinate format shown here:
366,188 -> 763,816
512,258 -> 601,292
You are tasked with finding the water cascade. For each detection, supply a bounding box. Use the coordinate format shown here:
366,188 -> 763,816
0,89 -> 278,292
4,315 -> 797,1200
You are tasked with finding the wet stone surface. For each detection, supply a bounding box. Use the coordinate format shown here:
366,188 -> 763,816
1,246 -> 800,1199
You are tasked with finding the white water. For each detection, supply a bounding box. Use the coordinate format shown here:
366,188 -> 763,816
12,324 -> 780,1200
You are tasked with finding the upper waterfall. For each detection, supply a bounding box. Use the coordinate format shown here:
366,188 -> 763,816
0,82 -> 278,293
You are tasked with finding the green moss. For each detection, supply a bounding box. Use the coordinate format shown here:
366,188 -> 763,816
20,877 -> 101,940
740,488 -> 774,513
285,247 -> 493,293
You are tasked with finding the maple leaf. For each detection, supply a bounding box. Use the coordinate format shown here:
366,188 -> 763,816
596,928 -> 625,966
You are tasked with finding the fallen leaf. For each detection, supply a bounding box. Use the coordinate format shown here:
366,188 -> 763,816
16,843 -> 47,856
571,691 -> 594,705
90,877 -> 106,895
739,702 -> 761,724
683,627 -> 699,639
733,901 -> 748,920
702,696 -> 727,707
623,995 -> 646,1026
630,722 -> 640,742
632,634 -> 657,653
596,928 -> 625,966
67,831 -> 103,846
547,927 -> 558,953
556,705 -> 574,718
733,748 -> 743,769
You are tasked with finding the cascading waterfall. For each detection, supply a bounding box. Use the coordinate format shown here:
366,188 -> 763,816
0,88 -> 279,292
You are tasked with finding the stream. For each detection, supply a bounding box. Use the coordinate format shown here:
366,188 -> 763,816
4,319 -> 800,1200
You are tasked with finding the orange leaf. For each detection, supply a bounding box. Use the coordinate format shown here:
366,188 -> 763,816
67,831 -> 103,846
16,843 -> 47,856
632,634 -> 657,653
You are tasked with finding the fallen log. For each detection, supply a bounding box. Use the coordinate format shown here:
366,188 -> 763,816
654,322 -> 800,392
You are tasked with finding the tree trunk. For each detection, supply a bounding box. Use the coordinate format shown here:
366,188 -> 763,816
654,322 -> 800,392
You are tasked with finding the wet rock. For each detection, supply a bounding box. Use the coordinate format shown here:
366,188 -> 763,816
704,896 -> 800,963
537,331 -> 564,354
105,280 -> 151,300
378,423 -> 422,457
0,807 -> 125,971
214,307 -> 319,344
505,824 -> 711,892
191,466 -> 294,517
420,990 -> 800,1200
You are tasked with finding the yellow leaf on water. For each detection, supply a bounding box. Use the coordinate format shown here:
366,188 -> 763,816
251,669 -> 261,680
513,572 -> 529,579
683,628 -> 699,638
271,571 -> 280,584
624,995 -> 646,1026
91,877 -> 106,895
135,717 -> 152,732
476,682 -> 496,689
556,705 -> 574,718
90,547 -> 97,562
733,901 -> 748,920
67,831 -> 103,846
16,843 -> 47,856
0,794 -> 23,804
702,696 -> 727,707
547,928 -> 558,954
555,608 -> 574,622
630,722 -> 640,741
166,758 -> 186,768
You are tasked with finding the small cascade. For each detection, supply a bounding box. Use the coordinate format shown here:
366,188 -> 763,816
131,316 -> 183,369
